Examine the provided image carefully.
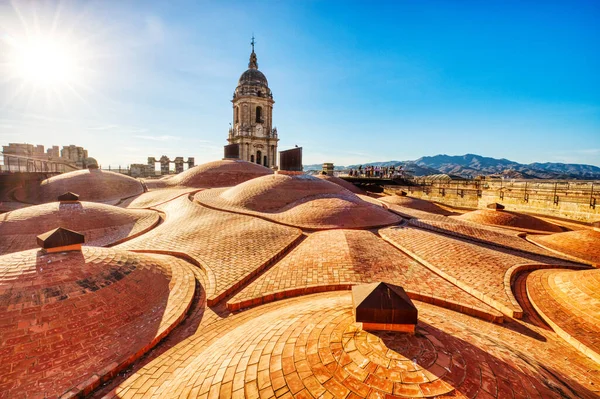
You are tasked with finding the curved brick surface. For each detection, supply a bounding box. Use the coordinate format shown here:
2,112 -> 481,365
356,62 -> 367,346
0,201 -> 29,213
148,160 -> 273,189
117,195 -> 302,305
195,174 -> 401,229
316,174 -> 363,194
0,247 -> 195,399
380,225 -> 580,318
102,293 -> 600,399
409,218 -> 575,261
0,201 -> 159,255
453,209 -> 563,233
380,195 -> 454,216
229,229 -> 503,322
118,187 -> 198,209
14,169 -> 144,205
528,229 -> 600,266
527,269 -> 600,364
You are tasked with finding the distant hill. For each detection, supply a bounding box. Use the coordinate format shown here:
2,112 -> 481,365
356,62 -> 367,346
304,154 -> 600,179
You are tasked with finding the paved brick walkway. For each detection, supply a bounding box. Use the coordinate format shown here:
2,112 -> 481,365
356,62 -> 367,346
117,195 -> 302,305
0,201 -> 160,255
194,175 -> 401,230
229,229 -> 502,322
99,293 -> 600,399
14,169 -> 144,205
528,229 -> 600,266
0,247 -> 195,399
527,269 -> 600,364
380,225 -> 582,318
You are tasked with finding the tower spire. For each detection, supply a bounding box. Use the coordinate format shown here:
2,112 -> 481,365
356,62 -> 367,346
248,35 -> 258,69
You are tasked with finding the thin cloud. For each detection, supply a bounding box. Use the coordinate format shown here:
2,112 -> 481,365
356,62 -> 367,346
88,125 -> 148,134
134,134 -> 179,141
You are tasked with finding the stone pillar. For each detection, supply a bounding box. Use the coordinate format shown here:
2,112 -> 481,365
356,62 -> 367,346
174,157 -> 184,174
159,156 -> 170,175
323,163 -> 334,176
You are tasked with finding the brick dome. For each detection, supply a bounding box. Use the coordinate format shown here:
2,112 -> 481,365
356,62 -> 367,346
527,269 -> 600,363
194,174 -> 401,229
0,247 -> 195,398
528,229 -> 600,265
155,159 -> 273,189
0,201 -> 159,255
380,195 -> 453,215
316,174 -> 363,194
454,209 -> 563,232
14,168 -> 144,205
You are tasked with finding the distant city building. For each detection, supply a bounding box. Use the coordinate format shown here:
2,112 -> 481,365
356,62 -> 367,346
227,37 -> 279,168
60,145 -> 88,168
2,143 -> 91,171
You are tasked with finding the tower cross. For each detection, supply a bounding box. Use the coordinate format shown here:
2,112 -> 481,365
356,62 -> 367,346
251,35 -> 255,52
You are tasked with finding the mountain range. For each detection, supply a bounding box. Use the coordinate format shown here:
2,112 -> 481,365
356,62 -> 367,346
304,154 -> 600,179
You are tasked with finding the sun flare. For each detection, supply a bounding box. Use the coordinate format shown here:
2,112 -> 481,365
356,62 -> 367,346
9,35 -> 80,87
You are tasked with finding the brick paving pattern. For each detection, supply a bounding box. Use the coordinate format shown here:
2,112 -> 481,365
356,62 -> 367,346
14,169 -> 145,205
194,174 -> 401,229
117,195 -> 302,305
0,247 -> 195,399
528,229 -> 600,266
0,201 -> 160,255
409,218 -> 576,261
380,225 -> 582,318
230,230 -> 502,322
453,209 -> 564,233
3,167 -> 600,399
527,269 -> 600,364
100,293 -> 600,399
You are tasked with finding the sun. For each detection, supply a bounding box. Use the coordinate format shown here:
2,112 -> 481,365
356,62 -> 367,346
8,35 -> 80,87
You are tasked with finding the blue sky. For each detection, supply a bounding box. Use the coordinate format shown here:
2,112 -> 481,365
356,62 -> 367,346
1,0 -> 599,167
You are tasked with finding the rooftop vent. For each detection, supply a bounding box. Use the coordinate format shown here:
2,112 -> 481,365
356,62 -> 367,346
57,192 -> 80,202
224,144 -> 240,160
37,227 -> 85,253
396,191 -> 407,197
487,202 -> 505,210
352,282 -> 418,333
278,147 -> 303,175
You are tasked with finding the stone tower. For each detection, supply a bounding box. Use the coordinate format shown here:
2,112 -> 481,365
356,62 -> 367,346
227,38 -> 279,168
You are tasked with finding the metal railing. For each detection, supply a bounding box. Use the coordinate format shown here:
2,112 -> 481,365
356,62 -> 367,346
0,151 -> 80,174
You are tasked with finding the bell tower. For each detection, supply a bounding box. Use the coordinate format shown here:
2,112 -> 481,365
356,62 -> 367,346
227,37 -> 279,168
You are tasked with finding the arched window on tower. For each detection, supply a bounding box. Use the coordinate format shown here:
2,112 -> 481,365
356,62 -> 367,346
256,106 -> 263,123
235,106 -> 239,123
250,155 -> 254,163
256,150 -> 262,164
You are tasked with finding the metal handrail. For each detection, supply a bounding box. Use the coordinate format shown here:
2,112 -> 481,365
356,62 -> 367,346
0,151 -> 80,173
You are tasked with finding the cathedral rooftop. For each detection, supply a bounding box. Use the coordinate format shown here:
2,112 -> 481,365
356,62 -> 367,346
2,168 -> 600,398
